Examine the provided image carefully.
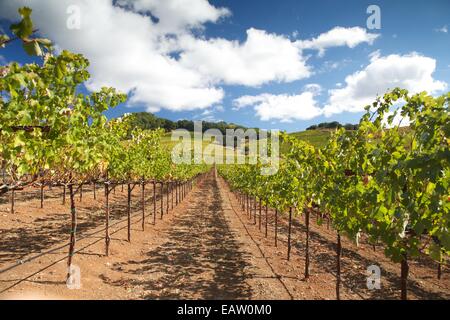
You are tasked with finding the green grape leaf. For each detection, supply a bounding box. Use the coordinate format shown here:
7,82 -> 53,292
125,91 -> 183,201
23,40 -> 43,56
10,7 -> 33,40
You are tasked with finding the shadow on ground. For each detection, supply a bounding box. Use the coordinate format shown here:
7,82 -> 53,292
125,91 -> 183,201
100,177 -> 253,300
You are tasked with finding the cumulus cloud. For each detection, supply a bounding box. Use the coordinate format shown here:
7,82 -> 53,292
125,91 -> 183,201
116,0 -> 230,35
297,26 -> 379,57
178,28 -> 311,86
323,52 -> 447,116
0,1 -> 381,113
0,0 -> 229,112
233,89 -> 322,122
234,52 -> 446,122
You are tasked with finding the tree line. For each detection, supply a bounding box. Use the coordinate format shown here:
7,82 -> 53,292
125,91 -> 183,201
306,121 -> 359,131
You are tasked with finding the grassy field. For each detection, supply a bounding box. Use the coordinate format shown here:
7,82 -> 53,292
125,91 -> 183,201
287,130 -> 333,148
162,129 -> 335,157
283,127 -> 413,153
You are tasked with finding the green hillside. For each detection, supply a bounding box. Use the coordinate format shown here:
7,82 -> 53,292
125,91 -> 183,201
288,130 -> 333,148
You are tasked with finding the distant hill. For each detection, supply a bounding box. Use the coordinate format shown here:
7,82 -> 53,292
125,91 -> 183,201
306,121 -> 358,131
283,121 -> 358,150
288,130 -> 333,148
121,112 -> 362,151
122,112 -> 250,134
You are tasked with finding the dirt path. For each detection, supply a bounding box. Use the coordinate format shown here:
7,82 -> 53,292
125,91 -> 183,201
95,172 -> 292,299
0,171 -> 448,300
0,172 -> 292,299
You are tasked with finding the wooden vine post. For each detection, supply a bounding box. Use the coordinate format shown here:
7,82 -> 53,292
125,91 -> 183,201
127,184 -> 131,242
62,185 -> 66,205
105,182 -> 110,256
246,194 -> 249,216
166,182 -> 169,214
153,180 -> 156,225
258,198 -> 262,231
66,183 -> 77,280
287,207 -> 293,261
265,204 -> 268,238
305,208 -> 310,279
336,232 -> 342,300
40,184 -> 44,208
10,188 -> 15,214
274,209 -> 278,247
247,195 -> 253,220
160,182 -> 164,219
93,182 -> 96,200
171,182 -> 174,210
141,180 -> 145,231
253,197 -> 257,225
401,253 -> 409,300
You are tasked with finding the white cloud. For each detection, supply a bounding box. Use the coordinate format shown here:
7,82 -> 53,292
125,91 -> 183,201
116,0 -> 230,35
235,52 -> 447,122
0,55 -> 6,65
297,26 -> 379,57
435,25 -> 448,33
0,1 -> 383,114
178,28 -> 311,86
323,53 -> 447,117
0,0 -> 227,112
233,90 -> 322,122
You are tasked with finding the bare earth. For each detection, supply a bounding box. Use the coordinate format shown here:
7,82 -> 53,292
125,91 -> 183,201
0,172 -> 448,300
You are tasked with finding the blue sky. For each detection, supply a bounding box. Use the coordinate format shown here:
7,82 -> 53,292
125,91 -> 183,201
1,0 -> 449,132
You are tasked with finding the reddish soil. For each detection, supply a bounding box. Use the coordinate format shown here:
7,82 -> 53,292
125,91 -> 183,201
0,172 -> 448,300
